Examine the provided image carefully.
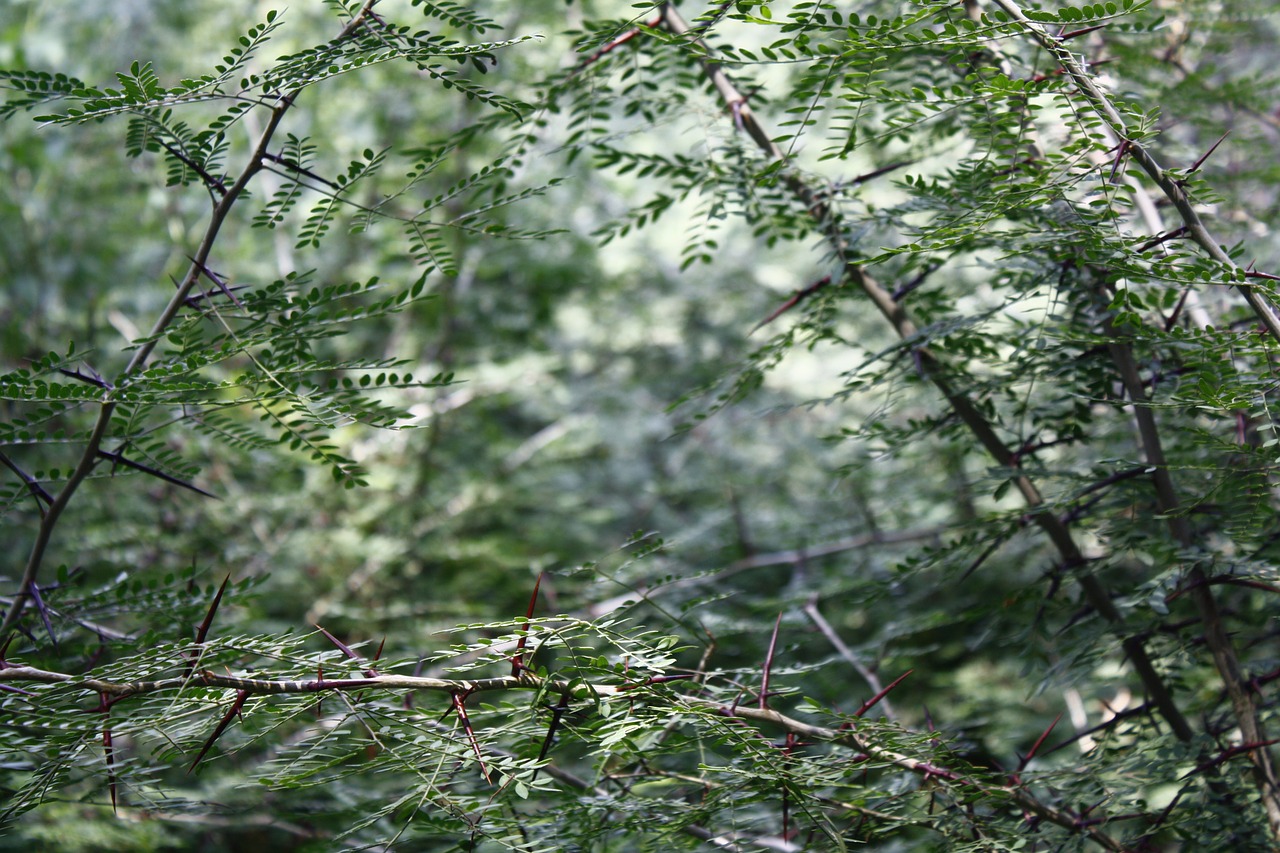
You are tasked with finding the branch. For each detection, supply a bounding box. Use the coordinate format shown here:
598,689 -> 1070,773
683,698 -> 1131,852
656,2 -> 1194,743
0,664 -> 630,700
1104,317 -> 1280,834
988,0 -> 1280,346
1,1 -> 381,638
802,598 -> 897,722
0,657 -> 1122,850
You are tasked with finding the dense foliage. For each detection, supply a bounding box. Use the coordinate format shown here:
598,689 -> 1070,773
3,1 -> 1280,849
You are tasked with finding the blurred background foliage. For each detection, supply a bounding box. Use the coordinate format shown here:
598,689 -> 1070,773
2,0 -> 1280,849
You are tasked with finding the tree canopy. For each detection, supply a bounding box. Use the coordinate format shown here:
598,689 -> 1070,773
3,1 -> 1280,850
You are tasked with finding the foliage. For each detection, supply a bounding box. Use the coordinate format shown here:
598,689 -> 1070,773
2,0 -> 1280,849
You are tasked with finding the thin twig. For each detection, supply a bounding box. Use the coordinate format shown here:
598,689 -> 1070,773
802,599 -> 896,722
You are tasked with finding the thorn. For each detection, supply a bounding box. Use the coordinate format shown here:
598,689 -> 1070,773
570,15 -> 663,75
1058,23 -> 1106,41
156,138 -> 227,196
57,365 -> 112,390
27,583 -> 56,650
1017,712 -> 1063,772
186,256 -> 245,309
1108,139 -> 1131,184
0,683 -> 37,696
1181,739 -> 1280,779
1186,130 -> 1230,176
1136,225 -> 1187,254
760,613 -> 783,710
452,690 -> 491,783
95,449 -> 218,499
852,159 -> 916,185
185,574 -> 231,678
260,151 -> 341,190
511,571 -> 544,676
854,670 -> 912,718
99,692 -> 118,815
750,275 -> 832,334
0,450 -> 55,507
891,262 -> 940,302
959,533 -> 1011,582
188,690 -> 248,773
195,575 -> 231,646
316,625 -> 379,677
533,687 -> 574,778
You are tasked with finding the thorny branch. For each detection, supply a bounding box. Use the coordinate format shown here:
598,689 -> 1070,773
655,2 -> 1194,743
0,659 -> 1129,851
972,0 -> 1280,833
988,0 -> 1280,345
0,1 -> 383,638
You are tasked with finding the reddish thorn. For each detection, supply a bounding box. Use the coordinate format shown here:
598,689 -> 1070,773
452,691 -> 491,783
760,613 -> 783,711
1186,130 -> 1230,175
511,571 -> 545,676
185,574 -> 232,675
188,690 -> 248,773
854,670 -> 912,717
1182,738 -> 1280,779
572,15 -> 662,73
1108,139 -> 1131,184
1017,712 -> 1063,773
316,624 -> 379,677
99,691 -> 118,815
750,275 -> 832,334
316,624 -> 356,658
1059,23 -> 1106,41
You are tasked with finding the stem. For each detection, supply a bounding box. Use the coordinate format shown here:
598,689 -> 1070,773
0,661 -> 1120,851
657,1 -> 1194,743
988,0 -> 1280,345
1,1 -> 380,638
1105,320 -> 1280,835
